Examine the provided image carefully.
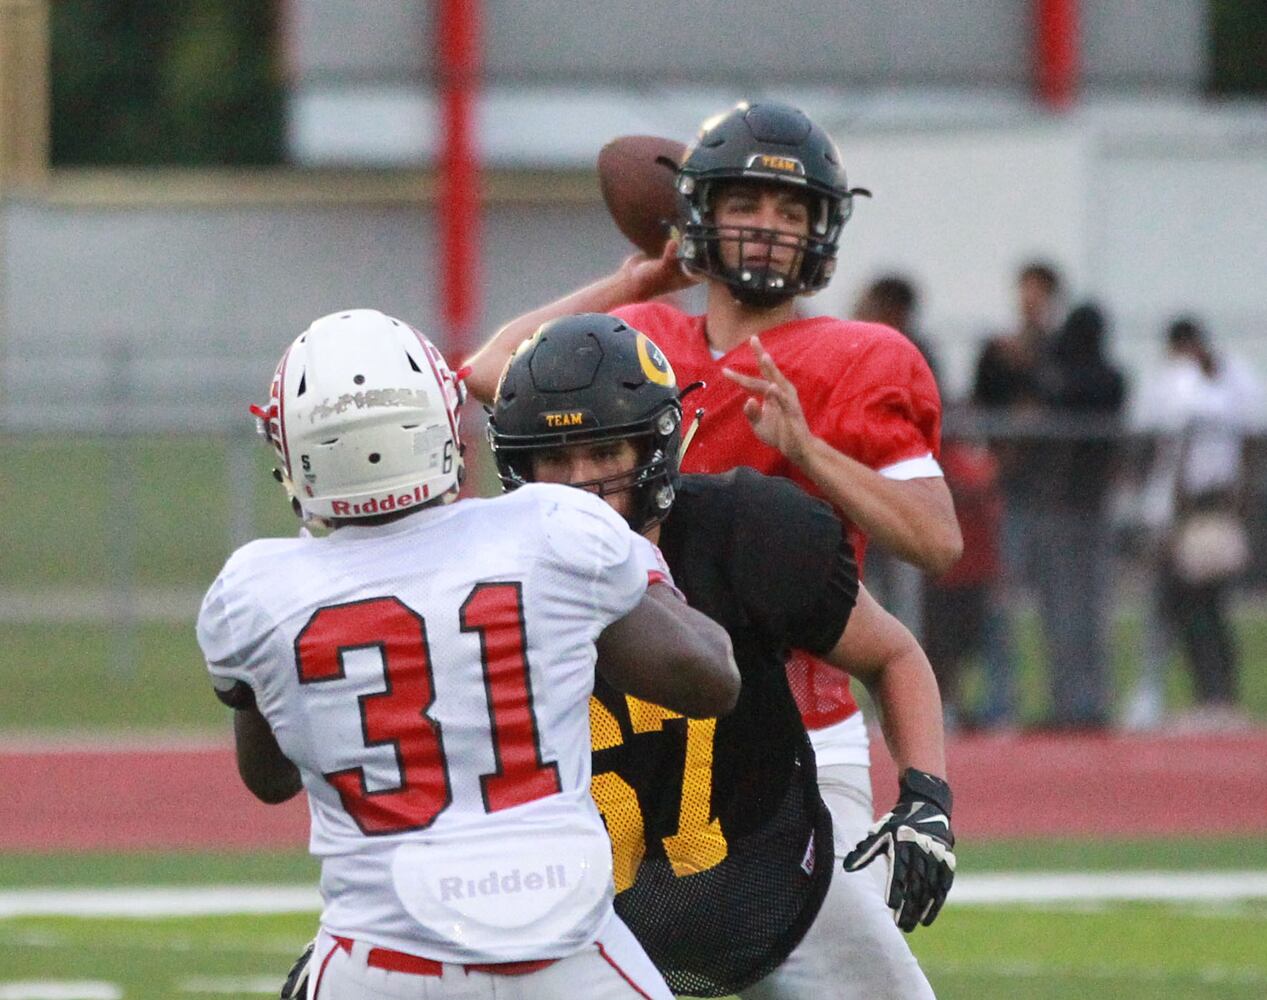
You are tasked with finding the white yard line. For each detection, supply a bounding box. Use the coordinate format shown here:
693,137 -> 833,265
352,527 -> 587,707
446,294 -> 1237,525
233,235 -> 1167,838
0,886 -> 319,918
953,871 -> 1267,904
2,872 -> 1267,919
0,985 -> 121,1000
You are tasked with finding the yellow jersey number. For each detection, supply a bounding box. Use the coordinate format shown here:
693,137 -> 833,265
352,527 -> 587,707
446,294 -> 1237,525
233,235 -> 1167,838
589,695 -> 728,893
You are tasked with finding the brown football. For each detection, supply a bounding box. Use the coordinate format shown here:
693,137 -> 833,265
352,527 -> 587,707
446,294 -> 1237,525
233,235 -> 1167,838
597,135 -> 686,257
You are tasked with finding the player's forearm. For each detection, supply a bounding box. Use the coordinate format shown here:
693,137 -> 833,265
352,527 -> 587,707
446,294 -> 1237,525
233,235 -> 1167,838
826,585 -> 945,776
234,706 -> 303,804
864,651 -> 947,779
797,437 -> 962,574
463,270 -> 642,403
596,586 -> 739,718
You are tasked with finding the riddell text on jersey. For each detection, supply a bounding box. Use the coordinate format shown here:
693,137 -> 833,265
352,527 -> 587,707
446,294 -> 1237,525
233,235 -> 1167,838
438,864 -> 569,902
329,484 -> 430,516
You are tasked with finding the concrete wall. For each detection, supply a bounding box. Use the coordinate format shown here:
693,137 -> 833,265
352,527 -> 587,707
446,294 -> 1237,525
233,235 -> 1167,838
289,0 -> 1204,90
5,103 -> 1267,429
285,0 -> 1208,167
0,178 -> 627,428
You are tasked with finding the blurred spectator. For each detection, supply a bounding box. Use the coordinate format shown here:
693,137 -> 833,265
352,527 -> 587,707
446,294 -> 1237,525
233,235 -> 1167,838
973,261 -> 1064,413
1123,317 -> 1264,731
850,274 -> 933,635
855,274 -> 937,374
921,438 -> 1018,730
971,262 -> 1064,598
970,262 -> 1063,726
858,273 -> 1019,728
1037,303 -> 1127,729
973,267 -> 1129,730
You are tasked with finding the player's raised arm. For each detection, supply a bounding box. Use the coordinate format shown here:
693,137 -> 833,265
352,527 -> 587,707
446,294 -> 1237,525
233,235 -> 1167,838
463,242 -> 694,404
824,584 -> 944,777
597,581 -> 738,718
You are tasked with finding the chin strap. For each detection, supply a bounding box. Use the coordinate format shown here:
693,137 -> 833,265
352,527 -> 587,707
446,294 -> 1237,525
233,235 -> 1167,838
677,381 -> 707,463
679,407 -> 704,462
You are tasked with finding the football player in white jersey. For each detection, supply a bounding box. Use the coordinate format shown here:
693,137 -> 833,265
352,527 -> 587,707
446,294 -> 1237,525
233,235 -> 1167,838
196,309 -> 738,1000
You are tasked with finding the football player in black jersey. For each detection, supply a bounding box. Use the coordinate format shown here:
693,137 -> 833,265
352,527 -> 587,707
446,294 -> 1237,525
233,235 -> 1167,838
487,313 -> 956,999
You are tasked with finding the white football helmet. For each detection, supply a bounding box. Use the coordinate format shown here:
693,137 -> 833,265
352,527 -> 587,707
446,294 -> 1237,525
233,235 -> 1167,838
252,309 -> 465,523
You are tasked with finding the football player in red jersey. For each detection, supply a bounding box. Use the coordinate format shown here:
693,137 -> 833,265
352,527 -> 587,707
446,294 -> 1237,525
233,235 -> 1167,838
465,101 -> 961,998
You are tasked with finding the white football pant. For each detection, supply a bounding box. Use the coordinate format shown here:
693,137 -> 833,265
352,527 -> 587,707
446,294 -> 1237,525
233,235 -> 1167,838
309,913 -> 672,1000
739,762 -> 937,1000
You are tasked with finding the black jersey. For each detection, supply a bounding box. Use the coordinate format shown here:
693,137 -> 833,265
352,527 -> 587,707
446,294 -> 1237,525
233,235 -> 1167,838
590,468 -> 859,997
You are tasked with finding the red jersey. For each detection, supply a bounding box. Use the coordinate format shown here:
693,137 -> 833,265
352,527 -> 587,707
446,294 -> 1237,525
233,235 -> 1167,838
613,302 -> 944,728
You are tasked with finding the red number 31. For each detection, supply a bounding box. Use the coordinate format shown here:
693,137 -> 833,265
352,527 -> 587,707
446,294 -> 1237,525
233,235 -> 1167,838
295,583 -> 561,835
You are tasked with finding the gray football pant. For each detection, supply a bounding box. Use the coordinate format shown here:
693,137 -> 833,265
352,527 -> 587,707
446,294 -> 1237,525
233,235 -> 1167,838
739,763 -> 937,1000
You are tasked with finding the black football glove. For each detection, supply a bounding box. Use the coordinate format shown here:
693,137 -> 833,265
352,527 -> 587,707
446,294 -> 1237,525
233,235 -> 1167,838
279,937 -> 314,1000
840,768 -> 956,932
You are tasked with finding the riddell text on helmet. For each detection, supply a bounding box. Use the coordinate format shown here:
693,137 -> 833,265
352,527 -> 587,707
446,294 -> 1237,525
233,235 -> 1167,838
330,484 -> 430,516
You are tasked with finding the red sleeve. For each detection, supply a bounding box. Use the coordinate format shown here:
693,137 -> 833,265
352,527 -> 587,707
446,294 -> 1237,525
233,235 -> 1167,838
610,302 -> 680,339
819,333 -> 943,470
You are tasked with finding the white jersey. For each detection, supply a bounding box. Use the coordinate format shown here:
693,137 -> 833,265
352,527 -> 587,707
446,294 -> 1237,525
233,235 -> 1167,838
197,484 -> 667,963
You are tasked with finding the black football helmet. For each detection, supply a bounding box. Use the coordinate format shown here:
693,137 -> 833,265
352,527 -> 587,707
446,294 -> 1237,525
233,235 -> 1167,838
488,313 -> 684,532
676,100 -> 870,308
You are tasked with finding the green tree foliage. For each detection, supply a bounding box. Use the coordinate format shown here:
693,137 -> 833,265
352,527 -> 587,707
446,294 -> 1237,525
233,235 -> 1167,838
51,0 -> 284,166
1210,0 -> 1267,96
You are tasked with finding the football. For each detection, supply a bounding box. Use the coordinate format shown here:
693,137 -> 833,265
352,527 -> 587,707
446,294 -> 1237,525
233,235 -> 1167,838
597,135 -> 686,257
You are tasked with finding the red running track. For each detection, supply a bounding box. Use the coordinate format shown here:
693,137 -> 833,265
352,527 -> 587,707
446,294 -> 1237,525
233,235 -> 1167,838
870,729 -> 1267,840
3,744 -> 309,852
4,731 -> 1267,852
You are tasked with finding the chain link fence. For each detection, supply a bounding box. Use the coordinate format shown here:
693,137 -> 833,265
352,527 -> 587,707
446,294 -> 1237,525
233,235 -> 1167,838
4,342 -> 1266,677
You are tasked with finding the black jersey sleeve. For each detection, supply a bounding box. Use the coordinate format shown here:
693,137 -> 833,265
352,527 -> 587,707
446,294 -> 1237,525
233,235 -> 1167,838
729,468 -> 859,656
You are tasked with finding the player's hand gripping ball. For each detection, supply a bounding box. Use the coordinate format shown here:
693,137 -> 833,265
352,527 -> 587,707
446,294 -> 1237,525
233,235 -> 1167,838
841,768 -> 957,932
598,135 -> 686,256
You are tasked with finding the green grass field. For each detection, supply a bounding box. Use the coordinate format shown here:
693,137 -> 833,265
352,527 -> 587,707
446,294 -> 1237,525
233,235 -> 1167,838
3,903 -> 1264,999
0,434 -> 291,589
0,433 -> 501,590
5,432 -> 1267,731
3,843 -> 1266,1000
5,607 -> 1265,733
5,434 -> 1266,998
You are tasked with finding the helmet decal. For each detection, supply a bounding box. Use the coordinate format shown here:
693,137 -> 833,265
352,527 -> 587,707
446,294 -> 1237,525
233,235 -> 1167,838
745,153 -> 805,177
636,333 -> 676,388
540,409 -> 589,429
305,387 -> 433,422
